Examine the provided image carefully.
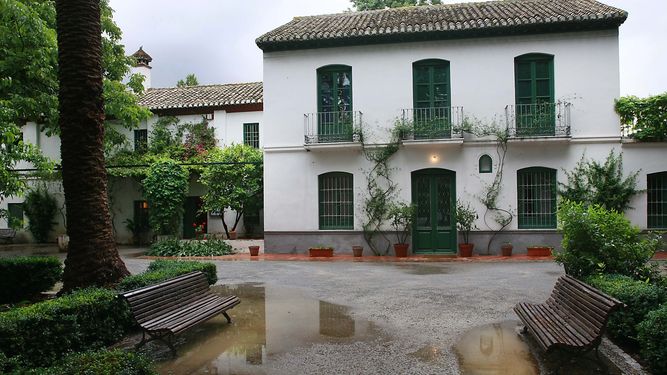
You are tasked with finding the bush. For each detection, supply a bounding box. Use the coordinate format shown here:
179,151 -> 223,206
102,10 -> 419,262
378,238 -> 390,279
0,256 -> 62,304
143,159 -> 189,235
145,238 -> 233,257
637,304 -> 667,375
587,274 -> 666,344
22,349 -> 157,375
556,200 -> 660,279
0,288 -> 133,369
118,259 -> 217,291
23,186 -> 58,243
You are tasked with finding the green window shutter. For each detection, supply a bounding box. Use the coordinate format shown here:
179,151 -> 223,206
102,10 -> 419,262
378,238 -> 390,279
7,203 -> 24,229
517,167 -> 557,229
317,65 -> 353,142
134,129 -> 148,153
514,54 -> 555,136
648,172 -> 667,229
412,59 -> 451,139
318,172 -> 354,230
243,123 -> 260,149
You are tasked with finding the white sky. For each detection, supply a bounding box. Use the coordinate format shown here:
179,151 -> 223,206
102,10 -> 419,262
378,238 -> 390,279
109,0 -> 667,97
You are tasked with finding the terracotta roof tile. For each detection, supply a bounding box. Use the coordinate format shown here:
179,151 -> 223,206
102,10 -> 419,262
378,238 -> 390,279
256,0 -> 627,51
139,82 -> 263,111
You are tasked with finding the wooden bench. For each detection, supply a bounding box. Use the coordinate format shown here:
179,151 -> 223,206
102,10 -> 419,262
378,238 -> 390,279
514,275 -> 624,366
0,229 -> 16,243
120,271 -> 240,355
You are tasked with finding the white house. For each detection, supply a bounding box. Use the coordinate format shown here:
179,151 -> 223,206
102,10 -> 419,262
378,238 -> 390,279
257,0 -> 667,254
2,48 -> 264,244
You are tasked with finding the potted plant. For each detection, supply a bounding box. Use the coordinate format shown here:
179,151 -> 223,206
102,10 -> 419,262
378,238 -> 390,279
455,200 -> 477,257
249,245 -> 260,256
352,245 -> 363,257
309,246 -> 334,257
527,245 -> 552,257
388,202 -> 415,258
501,242 -> 513,256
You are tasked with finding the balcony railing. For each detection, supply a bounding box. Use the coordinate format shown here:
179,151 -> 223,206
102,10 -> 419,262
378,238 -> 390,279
505,102 -> 571,138
304,111 -> 363,144
400,107 -> 464,140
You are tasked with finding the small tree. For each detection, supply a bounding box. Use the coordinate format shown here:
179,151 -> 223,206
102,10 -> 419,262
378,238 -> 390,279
455,200 -> 477,245
143,159 -> 189,235
559,150 -> 641,212
177,73 -> 199,87
388,202 -> 414,245
200,145 -> 262,237
23,186 -> 58,242
351,0 -> 441,11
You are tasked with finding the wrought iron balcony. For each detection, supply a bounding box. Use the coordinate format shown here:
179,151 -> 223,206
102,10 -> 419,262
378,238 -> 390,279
304,111 -> 363,144
400,107 -> 464,140
505,102 -> 571,138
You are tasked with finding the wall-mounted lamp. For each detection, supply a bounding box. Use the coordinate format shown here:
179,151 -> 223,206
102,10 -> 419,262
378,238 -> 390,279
431,154 -> 439,163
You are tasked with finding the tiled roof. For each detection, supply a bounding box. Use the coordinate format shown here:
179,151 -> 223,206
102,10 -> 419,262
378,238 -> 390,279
139,82 -> 263,111
256,0 -> 627,51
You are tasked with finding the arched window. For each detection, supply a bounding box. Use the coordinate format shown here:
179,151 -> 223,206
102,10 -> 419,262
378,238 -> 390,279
412,59 -> 451,139
514,53 -> 555,136
318,172 -> 354,230
648,172 -> 667,229
479,155 -> 492,173
517,167 -> 557,229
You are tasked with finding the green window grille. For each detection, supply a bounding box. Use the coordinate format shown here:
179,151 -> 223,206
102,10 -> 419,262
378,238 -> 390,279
412,59 -> 451,139
648,172 -> 667,229
514,54 -> 555,136
134,129 -> 148,153
318,172 -> 353,230
243,123 -> 260,148
479,155 -> 493,173
517,167 -> 557,229
317,65 -> 353,142
7,203 -> 24,229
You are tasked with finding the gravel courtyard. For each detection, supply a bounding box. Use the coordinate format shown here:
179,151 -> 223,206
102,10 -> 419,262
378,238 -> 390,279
124,256 -> 564,374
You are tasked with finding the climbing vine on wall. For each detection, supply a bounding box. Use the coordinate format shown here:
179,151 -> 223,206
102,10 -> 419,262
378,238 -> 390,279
615,92 -> 667,141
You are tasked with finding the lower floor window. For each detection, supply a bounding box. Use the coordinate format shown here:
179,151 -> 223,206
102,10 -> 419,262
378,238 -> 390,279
517,167 -> 557,229
7,203 -> 24,229
648,172 -> 667,229
318,172 -> 353,230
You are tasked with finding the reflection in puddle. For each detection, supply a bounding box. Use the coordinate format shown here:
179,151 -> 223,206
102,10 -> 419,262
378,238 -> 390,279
393,264 -> 449,275
155,283 -> 376,375
410,345 -> 443,363
455,321 -> 539,375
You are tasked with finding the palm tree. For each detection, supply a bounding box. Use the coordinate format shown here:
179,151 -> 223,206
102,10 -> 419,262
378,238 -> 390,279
55,0 -> 129,291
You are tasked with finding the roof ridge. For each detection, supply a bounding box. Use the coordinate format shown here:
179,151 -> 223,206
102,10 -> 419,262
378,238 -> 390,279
147,82 -> 263,91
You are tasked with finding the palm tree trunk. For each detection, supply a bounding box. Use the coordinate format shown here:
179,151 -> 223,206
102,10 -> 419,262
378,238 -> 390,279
55,0 -> 129,291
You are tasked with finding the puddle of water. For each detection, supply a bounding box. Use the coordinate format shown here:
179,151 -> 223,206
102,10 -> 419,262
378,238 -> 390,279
393,264 -> 449,275
153,283 -> 377,375
409,345 -> 443,363
454,321 -> 539,375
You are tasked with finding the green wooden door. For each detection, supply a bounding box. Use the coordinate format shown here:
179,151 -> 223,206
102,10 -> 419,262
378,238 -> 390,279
515,54 -> 554,136
411,169 -> 456,254
317,65 -> 353,142
413,60 -> 451,139
183,196 -> 207,239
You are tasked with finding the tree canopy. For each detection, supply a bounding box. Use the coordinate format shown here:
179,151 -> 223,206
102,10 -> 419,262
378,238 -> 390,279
177,73 -> 199,87
351,0 -> 441,11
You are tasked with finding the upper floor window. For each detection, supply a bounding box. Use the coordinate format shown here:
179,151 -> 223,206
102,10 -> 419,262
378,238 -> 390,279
243,123 -> 260,149
412,59 -> 451,139
318,172 -> 353,230
134,129 -> 148,153
317,65 -> 353,142
479,155 -> 493,173
648,172 -> 667,229
514,54 -> 555,136
517,167 -> 557,229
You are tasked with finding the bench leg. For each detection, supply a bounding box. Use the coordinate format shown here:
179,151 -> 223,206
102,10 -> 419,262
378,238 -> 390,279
223,311 -> 232,323
136,330 -> 177,357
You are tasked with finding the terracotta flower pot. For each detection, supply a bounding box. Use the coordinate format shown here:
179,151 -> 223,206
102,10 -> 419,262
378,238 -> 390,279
309,247 -> 334,257
352,245 -> 363,257
458,243 -> 474,257
527,246 -> 552,257
249,245 -> 260,256
228,230 -> 237,240
501,244 -> 513,257
394,243 -> 409,258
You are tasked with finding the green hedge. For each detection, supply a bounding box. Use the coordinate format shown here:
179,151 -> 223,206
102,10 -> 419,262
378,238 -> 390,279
0,288 -> 133,369
145,238 -> 234,257
637,304 -> 667,375
118,259 -> 217,291
20,349 -> 157,375
587,274 -> 666,344
0,256 -> 62,303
